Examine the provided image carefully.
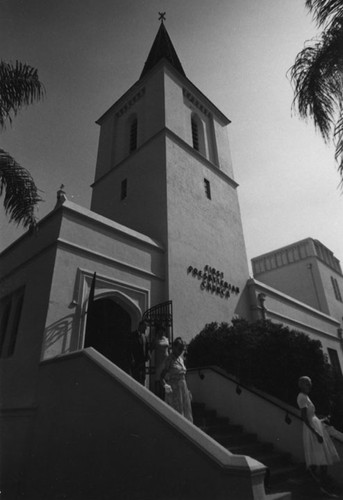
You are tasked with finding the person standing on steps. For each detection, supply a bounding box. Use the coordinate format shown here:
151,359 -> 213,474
297,376 -> 340,498
128,320 -> 150,386
160,337 -> 193,422
153,323 -> 170,398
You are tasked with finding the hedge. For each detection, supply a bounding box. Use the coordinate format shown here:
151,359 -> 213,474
187,318 -> 342,427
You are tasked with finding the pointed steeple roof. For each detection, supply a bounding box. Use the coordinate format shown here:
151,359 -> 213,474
140,21 -> 186,80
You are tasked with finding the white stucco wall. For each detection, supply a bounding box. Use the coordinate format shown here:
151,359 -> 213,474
165,137 -> 250,341
187,367 -> 304,462
23,351 -> 267,500
91,133 -> 168,243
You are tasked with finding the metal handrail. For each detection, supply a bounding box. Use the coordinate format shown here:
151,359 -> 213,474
188,365 -> 302,424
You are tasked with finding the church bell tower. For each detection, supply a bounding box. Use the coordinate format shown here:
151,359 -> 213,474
91,18 -> 250,336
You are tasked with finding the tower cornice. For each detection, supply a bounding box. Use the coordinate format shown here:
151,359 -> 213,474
96,59 -> 230,126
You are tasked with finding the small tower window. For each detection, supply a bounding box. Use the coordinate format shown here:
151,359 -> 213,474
129,117 -> 138,152
331,276 -> 342,302
191,113 -> 206,156
204,178 -> 211,199
191,117 -> 199,151
121,179 -> 127,200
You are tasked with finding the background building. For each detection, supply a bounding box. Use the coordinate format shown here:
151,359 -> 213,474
249,237 -> 343,378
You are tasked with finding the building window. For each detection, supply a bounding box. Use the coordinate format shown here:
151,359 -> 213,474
331,276 -> 343,302
0,287 -> 25,358
204,178 -> 211,199
328,348 -> 343,378
121,179 -> 127,200
129,117 -> 138,152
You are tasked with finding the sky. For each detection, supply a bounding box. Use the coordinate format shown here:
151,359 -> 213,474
1,0 -> 342,272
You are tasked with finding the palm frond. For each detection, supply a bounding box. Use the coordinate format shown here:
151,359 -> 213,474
289,19 -> 343,142
306,0 -> 343,27
0,149 -> 42,228
333,104 -> 343,179
0,60 -> 45,128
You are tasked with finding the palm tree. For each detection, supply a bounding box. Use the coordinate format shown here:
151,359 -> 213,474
0,60 -> 45,227
290,0 -> 343,182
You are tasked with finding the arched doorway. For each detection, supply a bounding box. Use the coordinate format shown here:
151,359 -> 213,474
84,297 -> 132,372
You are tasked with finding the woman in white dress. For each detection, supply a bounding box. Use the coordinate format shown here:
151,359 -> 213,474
297,376 -> 340,496
154,324 -> 170,398
160,337 -> 193,422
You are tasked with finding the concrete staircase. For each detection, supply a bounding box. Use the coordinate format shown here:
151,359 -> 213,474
191,401 -> 330,500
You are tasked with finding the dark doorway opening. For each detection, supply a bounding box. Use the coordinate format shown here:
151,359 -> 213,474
84,298 -> 132,372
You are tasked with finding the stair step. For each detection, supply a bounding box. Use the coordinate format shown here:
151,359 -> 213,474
271,472 -> 343,500
205,422 -> 243,434
250,450 -> 292,468
268,463 -> 306,486
224,444 -> 292,469
265,493 -> 291,500
210,431 -> 258,446
266,470 -> 321,500
228,441 -> 274,455
192,402 -> 305,500
194,417 -> 230,429
193,408 -> 217,417
191,402 -> 206,411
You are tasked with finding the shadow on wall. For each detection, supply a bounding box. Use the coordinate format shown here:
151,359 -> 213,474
42,314 -> 79,357
21,350 -> 267,500
234,283 -> 251,320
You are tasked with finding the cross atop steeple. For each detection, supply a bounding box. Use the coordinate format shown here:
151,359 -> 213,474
158,12 -> 166,23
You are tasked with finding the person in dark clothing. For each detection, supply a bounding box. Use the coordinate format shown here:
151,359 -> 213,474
128,320 -> 150,385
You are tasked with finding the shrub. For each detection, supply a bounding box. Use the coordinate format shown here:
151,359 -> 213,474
187,318 -> 337,418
